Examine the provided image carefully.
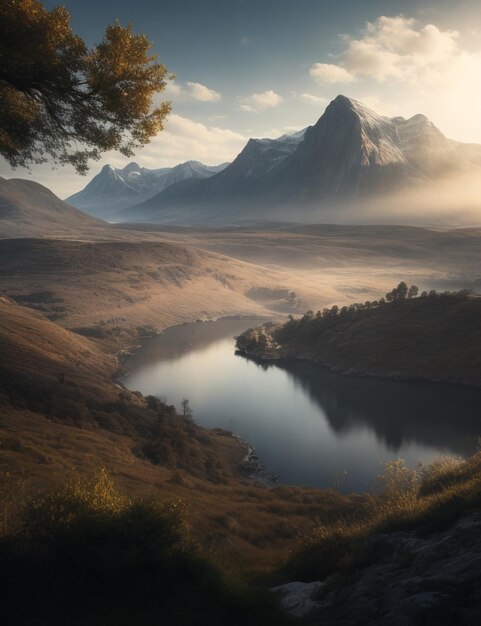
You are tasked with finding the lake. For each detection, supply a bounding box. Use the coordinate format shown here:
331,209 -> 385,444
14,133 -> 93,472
121,317 -> 481,492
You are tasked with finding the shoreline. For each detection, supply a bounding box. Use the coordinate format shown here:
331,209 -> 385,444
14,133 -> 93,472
115,314 -> 280,488
235,347 -> 481,390
115,313 -> 274,377
230,434 -> 280,488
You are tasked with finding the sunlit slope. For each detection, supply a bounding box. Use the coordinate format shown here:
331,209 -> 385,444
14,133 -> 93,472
0,177 -> 105,237
0,238 -> 305,345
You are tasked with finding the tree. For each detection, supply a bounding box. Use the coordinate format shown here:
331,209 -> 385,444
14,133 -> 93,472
407,285 -> 419,299
0,0 -> 172,174
386,282 -> 409,302
396,281 -> 408,300
181,398 -> 193,419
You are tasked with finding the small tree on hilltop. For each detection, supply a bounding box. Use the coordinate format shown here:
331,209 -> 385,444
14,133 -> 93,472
181,398 -> 193,419
407,285 -> 419,299
386,282 -> 409,302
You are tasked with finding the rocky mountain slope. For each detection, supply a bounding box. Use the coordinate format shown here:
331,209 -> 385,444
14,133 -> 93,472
66,160 -> 228,218
276,513 -> 481,625
115,128 -> 307,223
118,96 -> 481,225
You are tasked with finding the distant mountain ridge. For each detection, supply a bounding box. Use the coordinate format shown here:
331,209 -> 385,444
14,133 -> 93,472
66,160 -> 229,218
115,95 -> 481,225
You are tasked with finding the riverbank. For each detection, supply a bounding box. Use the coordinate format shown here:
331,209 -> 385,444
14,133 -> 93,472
116,315 -> 281,487
236,292 -> 481,387
230,433 -> 280,488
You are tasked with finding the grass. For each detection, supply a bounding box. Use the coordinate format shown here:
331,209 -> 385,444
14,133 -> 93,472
2,454 -> 481,623
0,469 -> 297,626
285,453 -> 481,582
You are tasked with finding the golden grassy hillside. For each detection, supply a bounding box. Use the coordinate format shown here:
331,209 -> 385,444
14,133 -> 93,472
0,297 -> 356,576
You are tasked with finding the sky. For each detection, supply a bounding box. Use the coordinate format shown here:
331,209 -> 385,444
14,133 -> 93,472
2,0 -> 481,197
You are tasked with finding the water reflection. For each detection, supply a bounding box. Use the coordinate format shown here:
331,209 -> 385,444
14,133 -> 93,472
121,318 -> 481,492
261,359 -> 481,456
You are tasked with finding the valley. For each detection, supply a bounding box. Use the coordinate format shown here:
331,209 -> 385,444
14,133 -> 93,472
1,81 -> 481,623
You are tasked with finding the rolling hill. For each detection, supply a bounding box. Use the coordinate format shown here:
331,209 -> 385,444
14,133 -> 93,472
236,288 -> 481,386
0,177 -> 104,238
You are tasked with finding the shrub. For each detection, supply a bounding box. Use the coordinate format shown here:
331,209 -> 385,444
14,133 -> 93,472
0,470 -> 293,626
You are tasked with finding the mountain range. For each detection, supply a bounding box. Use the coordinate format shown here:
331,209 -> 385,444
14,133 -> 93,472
66,160 -> 229,218
110,95 -> 481,225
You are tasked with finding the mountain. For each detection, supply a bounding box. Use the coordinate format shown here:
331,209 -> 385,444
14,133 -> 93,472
116,96 -> 481,225
0,177 -> 104,238
66,160 -> 229,218
114,128 -> 307,223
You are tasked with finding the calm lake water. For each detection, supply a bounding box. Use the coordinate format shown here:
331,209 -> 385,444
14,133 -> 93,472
121,317 -> 481,492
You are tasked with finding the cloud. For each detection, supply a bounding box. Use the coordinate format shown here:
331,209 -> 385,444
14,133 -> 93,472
163,81 -> 183,97
334,15 -> 466,85
298,93 -> 328,105
163,80 -> 221,102
0,115 -> 246,197
186,82 -> 221,102
306,15 -> 481,143
239,89 -> 283,112
309,63 -> 355,84
102,114 -> 245,170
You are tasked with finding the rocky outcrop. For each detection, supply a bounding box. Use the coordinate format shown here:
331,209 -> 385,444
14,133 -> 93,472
274,514 -> 481,625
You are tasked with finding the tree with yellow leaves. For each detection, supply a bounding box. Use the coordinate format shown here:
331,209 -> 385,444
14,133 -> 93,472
0,0 -> 172,173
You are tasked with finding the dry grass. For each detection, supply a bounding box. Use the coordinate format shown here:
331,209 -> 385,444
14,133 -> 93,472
286,453 -> 481,581
0,297 -> 360,579
0,470 -> 297,626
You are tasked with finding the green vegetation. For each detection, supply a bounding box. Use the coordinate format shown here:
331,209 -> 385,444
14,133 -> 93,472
237,285 -> 481,385
0,0 -> 171,173
0,470 -> 294,626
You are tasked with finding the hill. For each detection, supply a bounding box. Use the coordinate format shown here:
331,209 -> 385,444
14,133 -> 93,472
236,287 -> 481,386
0,295 -> 354,578
116,96 -> 481,225
2,297 -> 481,625
0,236 -> 310,349
0,177 -> 104,237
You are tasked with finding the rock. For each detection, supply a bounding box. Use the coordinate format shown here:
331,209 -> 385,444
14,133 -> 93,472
276,514 -> 481,625
272,581 -> 325,618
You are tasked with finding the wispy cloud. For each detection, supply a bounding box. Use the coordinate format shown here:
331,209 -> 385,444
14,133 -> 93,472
101,114 -> 245,169
298,93 -> 328,105
164,80 -> 221,102
239,89 -> 283,112
309,63 -> 355,84
186,82 -> 221,102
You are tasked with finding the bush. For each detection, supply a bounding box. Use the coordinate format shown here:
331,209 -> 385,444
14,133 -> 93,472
0,470 -> 293,626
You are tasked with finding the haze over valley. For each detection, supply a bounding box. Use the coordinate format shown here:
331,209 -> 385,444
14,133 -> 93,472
67,95 -> 481,226
2,2 -> 481,625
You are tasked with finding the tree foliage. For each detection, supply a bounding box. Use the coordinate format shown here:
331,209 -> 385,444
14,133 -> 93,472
0,0 -> 172,173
